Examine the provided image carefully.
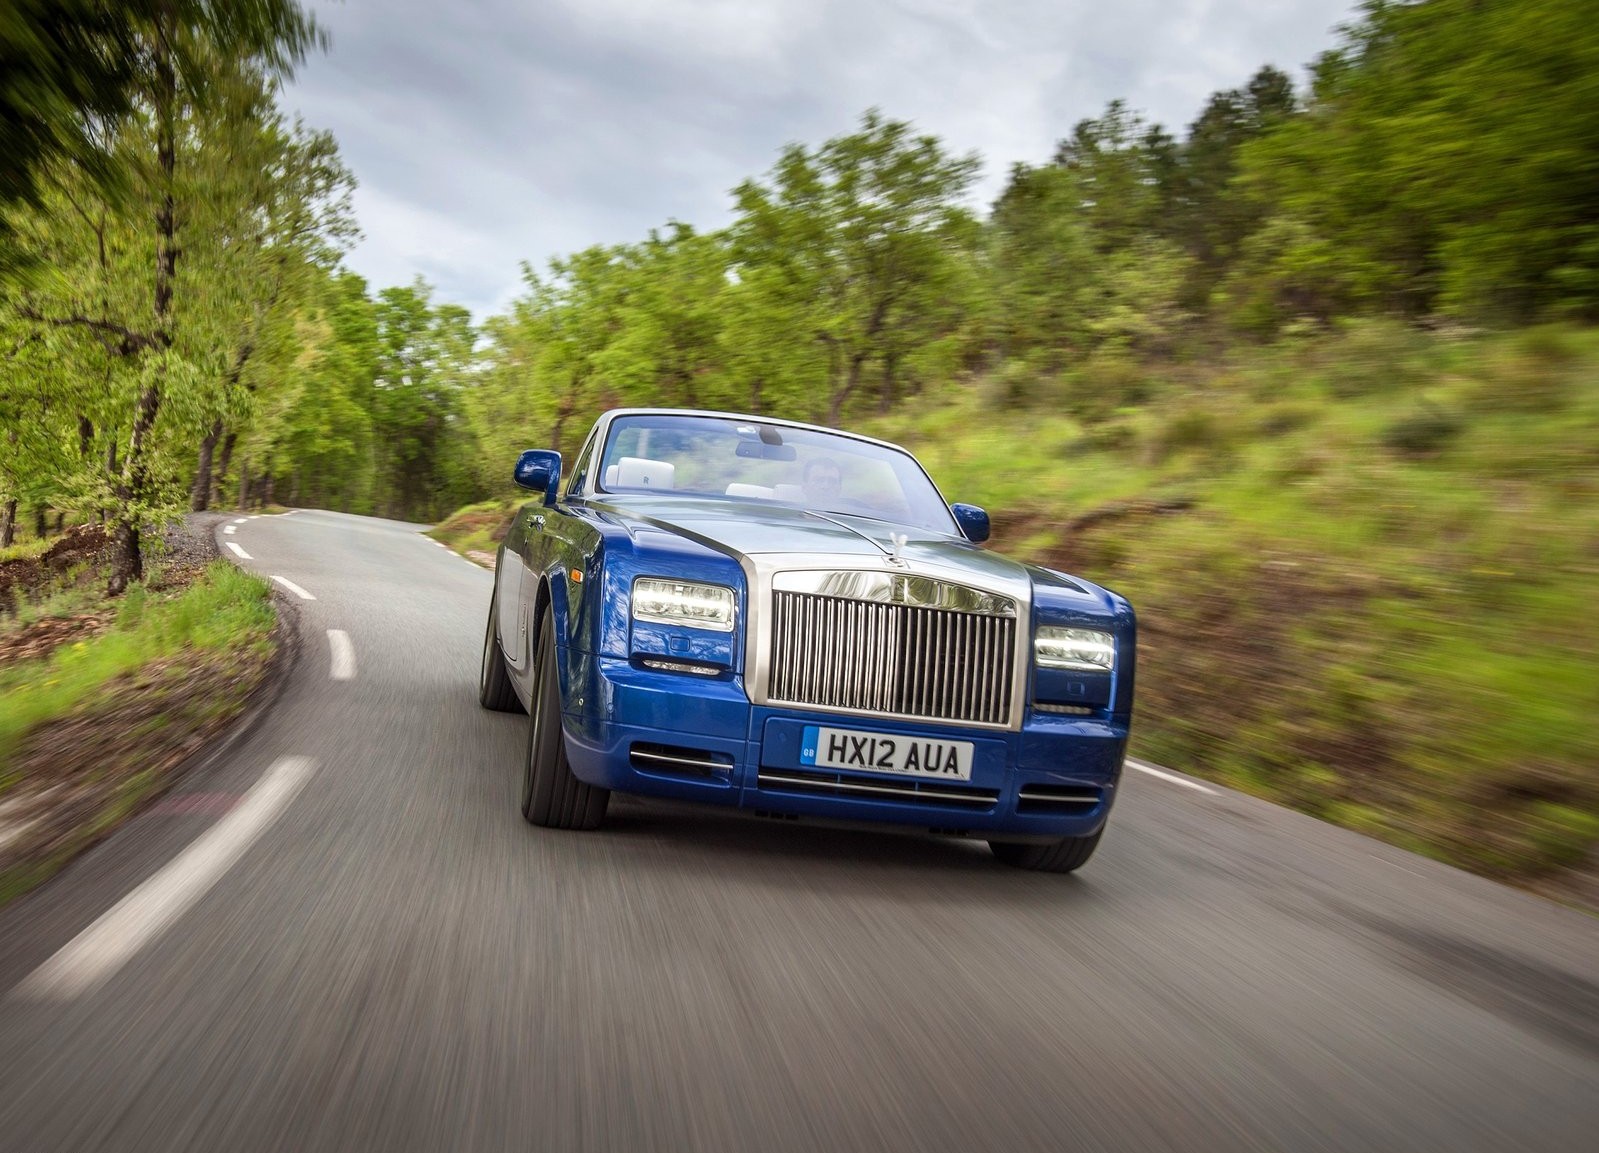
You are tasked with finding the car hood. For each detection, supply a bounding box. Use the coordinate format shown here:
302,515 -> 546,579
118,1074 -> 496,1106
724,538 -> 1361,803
593,494 -> 1038,591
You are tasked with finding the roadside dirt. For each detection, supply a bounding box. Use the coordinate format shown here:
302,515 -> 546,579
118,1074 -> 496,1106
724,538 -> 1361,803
0,512 -> 283,906
0,653 -> 271,893
0,524 -> 114,615
0,612 -> 114,666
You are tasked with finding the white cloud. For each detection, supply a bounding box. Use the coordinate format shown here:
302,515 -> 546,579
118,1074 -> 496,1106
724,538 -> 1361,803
286,0 -> 1358,320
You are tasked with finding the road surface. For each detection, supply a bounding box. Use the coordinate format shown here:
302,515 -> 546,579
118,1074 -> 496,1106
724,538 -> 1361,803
1,509 -> 1595,1152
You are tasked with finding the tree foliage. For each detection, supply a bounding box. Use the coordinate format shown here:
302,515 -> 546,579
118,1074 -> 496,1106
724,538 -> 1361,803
6,0 -> 1597,548
0,0 -> 340,587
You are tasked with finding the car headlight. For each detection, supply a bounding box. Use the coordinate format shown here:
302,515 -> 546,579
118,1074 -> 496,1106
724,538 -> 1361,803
1034,626 -> 1114,672
631,578 -> 736,632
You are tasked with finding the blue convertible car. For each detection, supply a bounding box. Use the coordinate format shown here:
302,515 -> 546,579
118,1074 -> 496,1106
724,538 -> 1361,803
480,409 -> 1135,871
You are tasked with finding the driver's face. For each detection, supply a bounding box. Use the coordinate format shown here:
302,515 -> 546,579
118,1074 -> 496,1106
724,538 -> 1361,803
807,469 -> 841,493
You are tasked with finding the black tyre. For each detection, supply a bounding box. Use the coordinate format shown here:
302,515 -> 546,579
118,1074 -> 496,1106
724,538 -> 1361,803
479,593 -> 522,712
521,614 -> 609,829
988,829 -> 1102,873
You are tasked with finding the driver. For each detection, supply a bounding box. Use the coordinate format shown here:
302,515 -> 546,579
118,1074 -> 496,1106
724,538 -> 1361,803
801,457 -> 843,504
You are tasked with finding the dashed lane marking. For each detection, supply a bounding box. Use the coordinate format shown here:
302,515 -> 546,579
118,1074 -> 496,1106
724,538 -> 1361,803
1127,759 -> 1219,795
327,629 -> 355,680
13,756 -> 317,1001
223,525 -> 236,535
270,575 -> 315,601
225,542 -> 251,560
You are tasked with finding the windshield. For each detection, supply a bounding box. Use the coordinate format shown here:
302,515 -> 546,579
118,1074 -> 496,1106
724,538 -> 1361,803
594,414 -> 959,535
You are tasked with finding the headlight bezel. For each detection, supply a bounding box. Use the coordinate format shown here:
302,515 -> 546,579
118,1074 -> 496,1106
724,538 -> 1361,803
630,576 -> 737,633
1033,625 -> 1115,673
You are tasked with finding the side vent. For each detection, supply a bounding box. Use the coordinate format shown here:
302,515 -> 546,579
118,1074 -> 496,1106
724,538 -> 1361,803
630,742 -> 733,776
1016,785 -> 1102,815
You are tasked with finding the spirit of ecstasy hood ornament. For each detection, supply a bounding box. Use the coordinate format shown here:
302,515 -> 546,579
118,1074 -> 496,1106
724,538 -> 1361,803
888,532 -> 908,567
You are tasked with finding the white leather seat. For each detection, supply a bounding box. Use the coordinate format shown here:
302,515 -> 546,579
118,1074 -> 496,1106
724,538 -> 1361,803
774,483 -> 805,502
725,483 -> 774,499
614,456 -> 675,490
603,465 -> 618,487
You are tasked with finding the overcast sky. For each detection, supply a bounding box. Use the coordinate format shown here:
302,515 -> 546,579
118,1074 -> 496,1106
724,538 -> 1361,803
283,0 -> 1358,321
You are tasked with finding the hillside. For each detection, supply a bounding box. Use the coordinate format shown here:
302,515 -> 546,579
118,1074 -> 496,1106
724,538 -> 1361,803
882,323 -> 1599,896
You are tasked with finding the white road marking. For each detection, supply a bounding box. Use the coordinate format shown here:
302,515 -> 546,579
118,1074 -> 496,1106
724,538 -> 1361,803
1127,759 -> 1220,795
248,515 -> 260,520
232,518 -> 246,525
327,629 -> 355,680
13,756 -> 317,1001
222,525 -> 236,535
270,575 -> 316,601
225,542 -> 251,560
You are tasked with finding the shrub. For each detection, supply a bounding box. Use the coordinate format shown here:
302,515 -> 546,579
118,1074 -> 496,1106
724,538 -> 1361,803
1321,318 -> 1433,399
1061,353 -> 1156,425
1381,405 -> 1462,458
1467,326 -> 1580,414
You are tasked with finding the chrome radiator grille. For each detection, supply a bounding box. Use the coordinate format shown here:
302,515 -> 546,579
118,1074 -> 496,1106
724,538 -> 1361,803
768,590 -> 1016,726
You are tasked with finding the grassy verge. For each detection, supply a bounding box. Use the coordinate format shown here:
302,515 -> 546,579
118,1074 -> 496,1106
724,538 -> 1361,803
427,498 -> 517,560
0,560 -> 277,906
873,322 -> 1599,895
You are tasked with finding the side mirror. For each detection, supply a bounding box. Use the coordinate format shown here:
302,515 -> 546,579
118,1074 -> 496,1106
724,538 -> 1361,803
951,503 -> 990,543
514,449 -> 562,506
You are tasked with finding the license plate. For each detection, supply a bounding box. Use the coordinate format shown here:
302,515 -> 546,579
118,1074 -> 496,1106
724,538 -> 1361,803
799,725 -> 973,781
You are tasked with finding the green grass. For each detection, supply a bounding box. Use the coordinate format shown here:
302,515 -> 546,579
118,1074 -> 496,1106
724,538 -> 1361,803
427,498 -> 518,558
0,562 -> 275,784
871,323 -> 1599,885
0,536 -> 56,564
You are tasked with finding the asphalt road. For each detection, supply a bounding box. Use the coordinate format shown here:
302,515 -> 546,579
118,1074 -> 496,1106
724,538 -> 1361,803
1,508 -> 1596,1152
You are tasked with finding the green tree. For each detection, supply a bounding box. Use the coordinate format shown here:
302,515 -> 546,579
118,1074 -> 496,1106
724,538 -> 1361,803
1,0 -> 324,591
190,115 -> 358,510
1169,65 -> 1296,302
1237,0 -> 1599,324
367,281 -> 480,519
731,109 -> 981,422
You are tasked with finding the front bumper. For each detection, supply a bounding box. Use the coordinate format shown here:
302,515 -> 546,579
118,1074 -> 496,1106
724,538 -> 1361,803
561,654 -> 1127,839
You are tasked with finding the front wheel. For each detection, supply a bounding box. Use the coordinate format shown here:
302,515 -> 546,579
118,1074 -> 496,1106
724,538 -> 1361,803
988,829 -> 1102,873
520,614 -> 609,830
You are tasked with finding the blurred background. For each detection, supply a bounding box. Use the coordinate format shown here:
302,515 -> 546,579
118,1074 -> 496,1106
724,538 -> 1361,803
2,0 -> 1597,903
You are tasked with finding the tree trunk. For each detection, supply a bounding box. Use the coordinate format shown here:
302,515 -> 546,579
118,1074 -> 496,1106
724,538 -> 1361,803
110,384 -> 161,595
262,454 -> 275,508
192,418 -> 221,510
829,352 -> 869,426
110,15 -> 177,598
214,429 -> 237,507
239,459 -> 251,509
34,506 -> 47,538
54,511 -> 65,533
878,351 -> 899,415
107,518 -> 140,597
0,499 -> 16,548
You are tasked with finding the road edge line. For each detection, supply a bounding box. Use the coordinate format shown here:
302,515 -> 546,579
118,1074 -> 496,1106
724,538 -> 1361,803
13,756 -> 318,1000
1127,758 -> 1220,795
